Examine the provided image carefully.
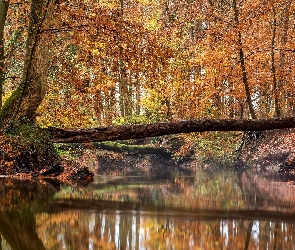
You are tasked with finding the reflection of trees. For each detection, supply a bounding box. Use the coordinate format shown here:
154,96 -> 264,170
0,178 -> 57,250
0,210 -> 45,250
243,220 -> 254,250
36,205 -> 295,249
1,172 -> 295,249
237,170 -> 295,212
37,171 -> 295,249
44,171 -> 295,249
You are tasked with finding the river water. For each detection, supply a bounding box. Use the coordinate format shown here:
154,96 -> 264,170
1,169 -> 295,249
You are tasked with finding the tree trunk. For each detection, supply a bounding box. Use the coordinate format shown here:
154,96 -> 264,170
271,7 -> 280,117
48,116 -> 295,143
0,211 -> 46,250
233,0 -> 257,120
135,75 -> 141,115
0,0 -> 10,109
278,1 -> 291,116
0,0 -> 51,129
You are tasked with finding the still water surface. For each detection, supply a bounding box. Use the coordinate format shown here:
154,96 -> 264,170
1,170 -> 295,249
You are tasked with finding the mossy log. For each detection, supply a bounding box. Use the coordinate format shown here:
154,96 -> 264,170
48,117 -> 295,143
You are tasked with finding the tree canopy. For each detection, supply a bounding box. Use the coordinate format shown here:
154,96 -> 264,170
0,0 -> 295,131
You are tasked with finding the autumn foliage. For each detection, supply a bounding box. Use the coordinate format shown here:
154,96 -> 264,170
0,0 -> 295,176
1,0 -> 294,129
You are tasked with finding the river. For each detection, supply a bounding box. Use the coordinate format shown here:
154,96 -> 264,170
0,169 -> 295,249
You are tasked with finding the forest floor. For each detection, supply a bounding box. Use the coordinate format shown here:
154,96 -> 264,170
240,128 -> 295,178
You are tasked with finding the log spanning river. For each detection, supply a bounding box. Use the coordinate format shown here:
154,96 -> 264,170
0,168 -> 295,249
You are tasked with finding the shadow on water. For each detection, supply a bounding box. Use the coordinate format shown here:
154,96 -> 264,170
1,168 -> 295,249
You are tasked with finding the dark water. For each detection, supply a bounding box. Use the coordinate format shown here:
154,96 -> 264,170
1,170 -> 295,249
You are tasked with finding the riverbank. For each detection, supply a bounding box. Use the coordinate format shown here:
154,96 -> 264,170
75,129 -> 295,177
240,128 -> 295,178
3,128 -> 295,183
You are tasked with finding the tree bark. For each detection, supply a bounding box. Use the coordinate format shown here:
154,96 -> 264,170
271,6 -> 280,117
232,0 -> 257,119
278,1 -> 291,116
48,116 -> 295,143
0,0 -> 10,109
0,0 -> 51,129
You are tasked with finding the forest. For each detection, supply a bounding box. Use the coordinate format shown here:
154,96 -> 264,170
1,1 -> 295,248
0,0 -> 295,176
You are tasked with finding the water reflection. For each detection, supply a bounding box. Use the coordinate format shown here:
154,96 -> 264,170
36,211 -> 295,249
1,171 -> 295,249
0,178 -> 57,250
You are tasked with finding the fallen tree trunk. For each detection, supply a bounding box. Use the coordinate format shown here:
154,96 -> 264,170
48,117 -> 295,143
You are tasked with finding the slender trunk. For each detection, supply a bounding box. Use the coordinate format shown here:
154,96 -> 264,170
125,80 -> 132,117
278,1 -> 291,116
94,90 -> 104,124
0,0 -> 10,109
107,86 -> 116,124
118,58 -> 125,116
118,66 -> 132,119
117,0 -> 133,118
233,0 -> 257,119
270,7 -> 280,117
118,0 -> 125,117
243,220 -> 253,250
0,0 -> 51,129
135,76 -> 141,115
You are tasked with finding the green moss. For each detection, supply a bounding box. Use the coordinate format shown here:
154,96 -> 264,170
0,83 -> 24,126
54,143 -> 81,160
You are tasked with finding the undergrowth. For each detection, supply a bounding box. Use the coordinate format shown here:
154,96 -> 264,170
173,132 -> 242,167
0,125 -> 59,175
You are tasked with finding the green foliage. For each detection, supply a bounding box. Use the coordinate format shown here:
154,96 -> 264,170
96,141 -> 164,151
194,132 -> 242,166
173,132 -> 242,167
55,148 -> 75,160
8,124 -> 50,142
54,143 -> 84,160
112,115 -> 150,125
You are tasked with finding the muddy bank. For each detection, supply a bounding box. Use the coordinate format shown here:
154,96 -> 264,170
62,141 -> 196,175
0,128 -> 94,185
94,144 -> 183,175
240,129 -> 295,177
92,129 -> 295,177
